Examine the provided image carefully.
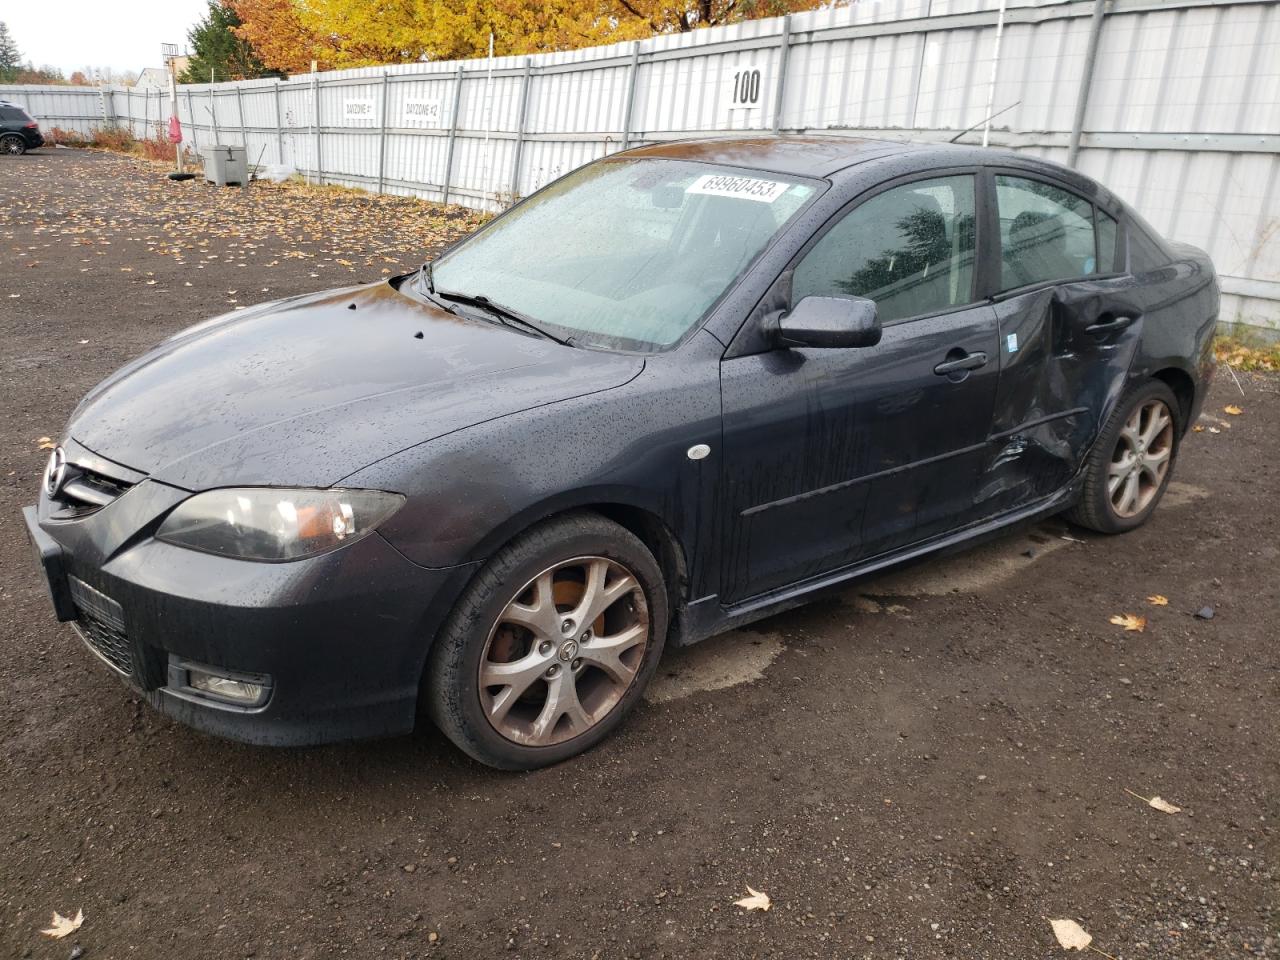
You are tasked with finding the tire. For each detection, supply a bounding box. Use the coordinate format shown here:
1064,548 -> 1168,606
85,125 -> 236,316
1066,379 -> 1181,534
1,135 -> 27,157
426,512 -> 668,769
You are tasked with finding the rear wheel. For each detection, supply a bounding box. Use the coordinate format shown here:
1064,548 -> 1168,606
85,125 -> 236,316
1067,380 -> 1181,533
1,135 -> 27,156
426,513 -> 667,769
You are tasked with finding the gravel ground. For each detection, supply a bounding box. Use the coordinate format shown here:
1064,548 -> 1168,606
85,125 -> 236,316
1,149 -> 1277,960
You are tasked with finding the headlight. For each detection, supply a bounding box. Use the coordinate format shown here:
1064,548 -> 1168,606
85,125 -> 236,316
156,488 -> 404,561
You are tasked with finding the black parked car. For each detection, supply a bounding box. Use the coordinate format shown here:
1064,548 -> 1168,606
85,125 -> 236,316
1,100 -> 45,155
24,137 -> 1217,768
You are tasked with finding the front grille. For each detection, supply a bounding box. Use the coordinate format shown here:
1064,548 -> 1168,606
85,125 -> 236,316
49,467 -> 134,519
69,577 -> 132,677
45,445 -> 143,520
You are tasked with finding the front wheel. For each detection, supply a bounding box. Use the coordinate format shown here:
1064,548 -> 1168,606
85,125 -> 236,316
1067,380 -> 1181,534
1,135 -> 27,156
426,513 -> 668,769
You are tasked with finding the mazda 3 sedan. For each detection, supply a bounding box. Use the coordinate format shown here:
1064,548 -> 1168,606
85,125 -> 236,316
24,137 -> 1218,769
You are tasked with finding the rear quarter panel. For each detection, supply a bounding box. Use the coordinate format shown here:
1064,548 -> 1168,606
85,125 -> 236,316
1129,241 -> 1219,428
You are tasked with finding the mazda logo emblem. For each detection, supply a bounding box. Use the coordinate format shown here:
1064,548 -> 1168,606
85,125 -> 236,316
44,446 -> 66,498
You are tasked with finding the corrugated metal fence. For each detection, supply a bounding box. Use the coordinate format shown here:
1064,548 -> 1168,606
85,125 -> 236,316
3,0 -> 1278,332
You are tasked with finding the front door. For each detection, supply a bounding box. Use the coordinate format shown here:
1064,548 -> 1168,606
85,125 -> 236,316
719,173 -> 1000,604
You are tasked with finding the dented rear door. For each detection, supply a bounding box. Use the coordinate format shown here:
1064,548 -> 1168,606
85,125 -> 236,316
974,171 -> 1144,516
981,278 -> 1143,514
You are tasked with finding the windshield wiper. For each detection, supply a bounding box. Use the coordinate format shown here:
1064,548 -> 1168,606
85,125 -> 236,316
413,261 -> 462,315
435,289 -> 573,347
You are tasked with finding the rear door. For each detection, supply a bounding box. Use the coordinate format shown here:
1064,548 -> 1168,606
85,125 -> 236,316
719,172 -> 1001,603
979,171 -> 1144,515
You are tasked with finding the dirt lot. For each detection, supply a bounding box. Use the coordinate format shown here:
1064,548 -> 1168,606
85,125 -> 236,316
1,149 -> 1277,959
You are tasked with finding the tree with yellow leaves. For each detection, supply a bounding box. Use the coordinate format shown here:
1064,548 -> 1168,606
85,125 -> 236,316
230,0 -> 329,74
229,0 -> 834,71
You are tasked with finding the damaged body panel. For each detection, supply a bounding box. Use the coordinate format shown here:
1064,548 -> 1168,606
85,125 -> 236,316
983,282 -> 1146,513
24,136 -> 1217,754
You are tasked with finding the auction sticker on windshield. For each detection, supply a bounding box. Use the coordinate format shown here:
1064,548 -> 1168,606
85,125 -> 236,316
687,174 -> 789,203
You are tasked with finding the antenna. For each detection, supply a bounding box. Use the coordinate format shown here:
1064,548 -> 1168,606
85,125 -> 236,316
949,101 -> 1021,145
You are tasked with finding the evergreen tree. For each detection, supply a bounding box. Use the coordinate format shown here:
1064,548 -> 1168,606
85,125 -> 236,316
178,1 -> 273,83
0,21 -> 23,83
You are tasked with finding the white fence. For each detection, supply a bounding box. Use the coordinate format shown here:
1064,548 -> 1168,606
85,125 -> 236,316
3,0 -> 1279,332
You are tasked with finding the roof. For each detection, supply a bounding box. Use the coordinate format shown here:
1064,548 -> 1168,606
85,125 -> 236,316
621,135 -> 930,178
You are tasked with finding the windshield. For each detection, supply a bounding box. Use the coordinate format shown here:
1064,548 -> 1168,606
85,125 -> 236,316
430,159 -> 817,351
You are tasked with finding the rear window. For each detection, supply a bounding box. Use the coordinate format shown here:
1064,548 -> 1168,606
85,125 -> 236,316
0,106 -> 32,122
996,175 -> 1098,289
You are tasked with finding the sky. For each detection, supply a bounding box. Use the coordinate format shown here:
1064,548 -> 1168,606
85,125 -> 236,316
2,0 -> 209,76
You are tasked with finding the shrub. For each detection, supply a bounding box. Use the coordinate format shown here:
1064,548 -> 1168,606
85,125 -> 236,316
89,125 -> 135,153
45,127 -> 90,147
136,124 -> 177,162
67,124 -> 185,164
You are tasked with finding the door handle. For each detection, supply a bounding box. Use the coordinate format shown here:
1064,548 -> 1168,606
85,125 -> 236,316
1084,315 -> 1135,336
933,351 -> 988,376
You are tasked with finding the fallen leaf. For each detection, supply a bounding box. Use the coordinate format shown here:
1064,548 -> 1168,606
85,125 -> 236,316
1109,613 -> 1146,632
1192,425 -> 1204,432
1146,595 -> 1169,606
1050,918 -> 1092,951
1223,405 -> 1243,415
41,909 -> 84,939
734,885 -> 771,911
36,437 -> 57,451
1124,787 -> 1181,814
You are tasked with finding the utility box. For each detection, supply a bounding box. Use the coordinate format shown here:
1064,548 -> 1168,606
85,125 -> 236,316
201,145 -> 248,187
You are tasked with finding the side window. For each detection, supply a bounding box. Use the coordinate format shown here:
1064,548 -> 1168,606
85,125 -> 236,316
1097,209 -> 1119,273
996,175 -> 1096,289
0,106 -> 29,121
1127,218 -> 1172,273
792,175 -> 977,324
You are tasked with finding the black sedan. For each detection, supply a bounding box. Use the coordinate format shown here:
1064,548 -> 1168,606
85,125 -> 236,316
24,137 -> 1218,769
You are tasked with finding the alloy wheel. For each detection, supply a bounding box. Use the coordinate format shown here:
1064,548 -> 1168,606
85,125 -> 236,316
478,556 -> 650,747
2,138 -> 24,156
1108,398 -> 1173,518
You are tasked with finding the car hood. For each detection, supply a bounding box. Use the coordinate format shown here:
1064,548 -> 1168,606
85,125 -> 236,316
68,281 -> 644,489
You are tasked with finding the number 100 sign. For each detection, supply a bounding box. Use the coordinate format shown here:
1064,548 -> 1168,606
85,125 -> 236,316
725,64 -> 765,111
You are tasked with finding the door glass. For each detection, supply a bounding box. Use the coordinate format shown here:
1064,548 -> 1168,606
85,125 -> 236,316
1097,209 -> 1119,273
996,175 -> 1097,288
793,175 -> 977,323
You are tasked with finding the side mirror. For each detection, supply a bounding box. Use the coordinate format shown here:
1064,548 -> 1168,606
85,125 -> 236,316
777,296 -> 882,349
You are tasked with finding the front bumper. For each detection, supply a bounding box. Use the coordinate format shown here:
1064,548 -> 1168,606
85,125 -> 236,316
23,482 -> 477,746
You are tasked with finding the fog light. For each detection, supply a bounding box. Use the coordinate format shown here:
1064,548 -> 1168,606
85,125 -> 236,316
186,667 -> 270,707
